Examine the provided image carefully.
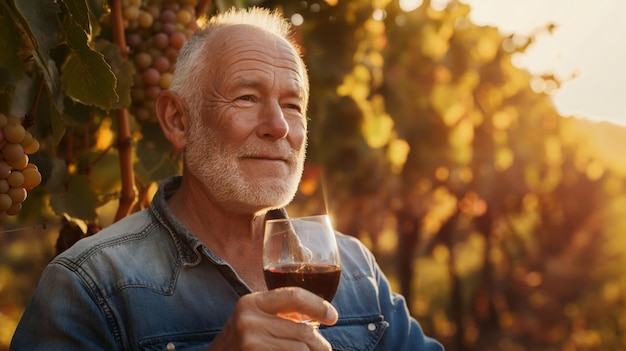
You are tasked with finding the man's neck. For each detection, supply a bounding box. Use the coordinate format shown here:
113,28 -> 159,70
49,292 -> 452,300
167,175 -> 271,291
168,176 -> 266,247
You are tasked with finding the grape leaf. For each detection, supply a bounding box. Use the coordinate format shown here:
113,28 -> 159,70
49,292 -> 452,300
11,0 -> 64,113
89,152 -> 122,194
134,155 -> 179,185
48,92 -> 66,145
49,173 -> 98,221
96,39 -> 135,109
32,77 -> 66,145
135,122 -> 179,183
61,19 -> 118,111
0,4 -> 25,82
62,0 -> 90,34
0,81 -> 15,113
43,157 -> 67,195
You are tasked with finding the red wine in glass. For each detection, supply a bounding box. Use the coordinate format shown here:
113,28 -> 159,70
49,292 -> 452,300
263,263 -> 341,302
263,214 -> 342,329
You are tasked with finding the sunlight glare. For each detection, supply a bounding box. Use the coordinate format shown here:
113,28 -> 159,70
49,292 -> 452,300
372,9 -> 386,21
399,0 -> 422,12
290,13 -> 304,26
431,0 -> 450,11
309,2 -> 320,13
463,0 -> 626,126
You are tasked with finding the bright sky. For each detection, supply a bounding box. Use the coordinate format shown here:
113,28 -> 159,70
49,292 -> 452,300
399,0 -> 626,126
460,0 -> 626,126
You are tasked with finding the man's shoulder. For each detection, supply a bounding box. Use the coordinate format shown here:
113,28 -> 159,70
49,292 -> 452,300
49,209 -> 182,293
53,209 -> 164,265
335,232 -> 370,254
334,232 -> 378,270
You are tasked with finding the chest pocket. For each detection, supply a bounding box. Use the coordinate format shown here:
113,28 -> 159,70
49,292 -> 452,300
138,331 -> 218,351
320,259 -> 389,351
320,316 -> 389,351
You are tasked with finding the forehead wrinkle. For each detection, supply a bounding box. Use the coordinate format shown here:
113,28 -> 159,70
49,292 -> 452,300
219,38 -> 301,68
214,26 -> 299,62
203,25 -> 308,102
221,53 -> 305,95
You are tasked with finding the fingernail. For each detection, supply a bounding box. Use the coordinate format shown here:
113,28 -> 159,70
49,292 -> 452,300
325,302 -> 338,323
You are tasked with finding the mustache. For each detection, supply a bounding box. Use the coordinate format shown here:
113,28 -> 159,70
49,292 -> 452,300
236,142 -> 305,163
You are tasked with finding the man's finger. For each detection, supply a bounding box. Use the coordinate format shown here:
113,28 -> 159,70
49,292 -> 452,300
255,287 -> 338,325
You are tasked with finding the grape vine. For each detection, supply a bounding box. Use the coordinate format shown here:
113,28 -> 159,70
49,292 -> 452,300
121,0 -> 200,123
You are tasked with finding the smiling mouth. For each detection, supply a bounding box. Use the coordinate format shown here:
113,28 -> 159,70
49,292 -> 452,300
242,153 -> 287,160
242,156 -> 289,163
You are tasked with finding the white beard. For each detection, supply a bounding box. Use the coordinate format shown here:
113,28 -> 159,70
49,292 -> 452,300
184,116 -> 306,214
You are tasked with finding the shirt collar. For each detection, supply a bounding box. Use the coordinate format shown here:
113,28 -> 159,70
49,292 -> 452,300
149,176 -> 289,268
150,176 -> 205,267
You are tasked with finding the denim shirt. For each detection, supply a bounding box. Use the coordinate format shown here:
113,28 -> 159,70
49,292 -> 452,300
11,176 -> 443,351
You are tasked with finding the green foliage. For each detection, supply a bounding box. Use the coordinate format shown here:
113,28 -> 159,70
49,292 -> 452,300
9,0 -> 65,137
60,20 -> 118,111
49,174 -> 99,221
0,6 -> 25,82
96,40 -> 136,110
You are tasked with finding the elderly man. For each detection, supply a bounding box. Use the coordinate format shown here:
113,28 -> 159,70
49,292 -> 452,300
11,7 -> 443,351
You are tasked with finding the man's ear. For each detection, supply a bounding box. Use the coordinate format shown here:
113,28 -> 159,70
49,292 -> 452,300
155,90 -> 189,151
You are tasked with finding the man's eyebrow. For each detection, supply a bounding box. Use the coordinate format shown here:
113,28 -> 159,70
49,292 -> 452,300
283,79 -> 306,98
234,78 -> 260,88
284,88 -> 305,101
236,78 -> 303,94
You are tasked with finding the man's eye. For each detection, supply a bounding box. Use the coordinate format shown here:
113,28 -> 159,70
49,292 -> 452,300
237,95 -> 255,102
284,104 -> 302,112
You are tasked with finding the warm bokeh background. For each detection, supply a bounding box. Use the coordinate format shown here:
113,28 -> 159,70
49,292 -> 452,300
1,1 -> 625,350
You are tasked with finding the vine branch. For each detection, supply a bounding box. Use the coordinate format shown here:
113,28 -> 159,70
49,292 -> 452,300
109,0 -> 138,221
24,60 -> 41,130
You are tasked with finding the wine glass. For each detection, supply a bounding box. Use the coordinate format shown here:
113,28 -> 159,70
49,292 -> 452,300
263,214 -> 341,329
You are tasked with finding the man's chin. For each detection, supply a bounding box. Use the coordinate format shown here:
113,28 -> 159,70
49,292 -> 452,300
221,190 -> 296,215
250,195 -> 295,214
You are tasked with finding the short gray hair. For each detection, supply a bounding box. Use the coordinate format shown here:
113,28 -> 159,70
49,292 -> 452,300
169,7 -> 309,117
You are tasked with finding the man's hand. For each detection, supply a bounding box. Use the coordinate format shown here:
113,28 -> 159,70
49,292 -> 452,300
209,287 -> 339,351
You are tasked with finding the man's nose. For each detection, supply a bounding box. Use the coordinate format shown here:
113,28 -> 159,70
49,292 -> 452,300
257,100 -> 289,139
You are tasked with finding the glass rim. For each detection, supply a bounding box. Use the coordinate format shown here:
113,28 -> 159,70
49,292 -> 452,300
264,214 -> 331,224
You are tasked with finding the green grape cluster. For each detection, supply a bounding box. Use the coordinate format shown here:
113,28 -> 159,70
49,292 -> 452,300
0,113 -> 42,222
122,0 -> 199,123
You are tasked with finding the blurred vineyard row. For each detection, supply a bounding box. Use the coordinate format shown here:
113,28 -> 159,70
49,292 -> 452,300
1,0 -> 625,350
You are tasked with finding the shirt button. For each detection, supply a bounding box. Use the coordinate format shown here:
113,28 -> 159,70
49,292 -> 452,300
166,343 -> 175,351
367,323 -> 376,331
